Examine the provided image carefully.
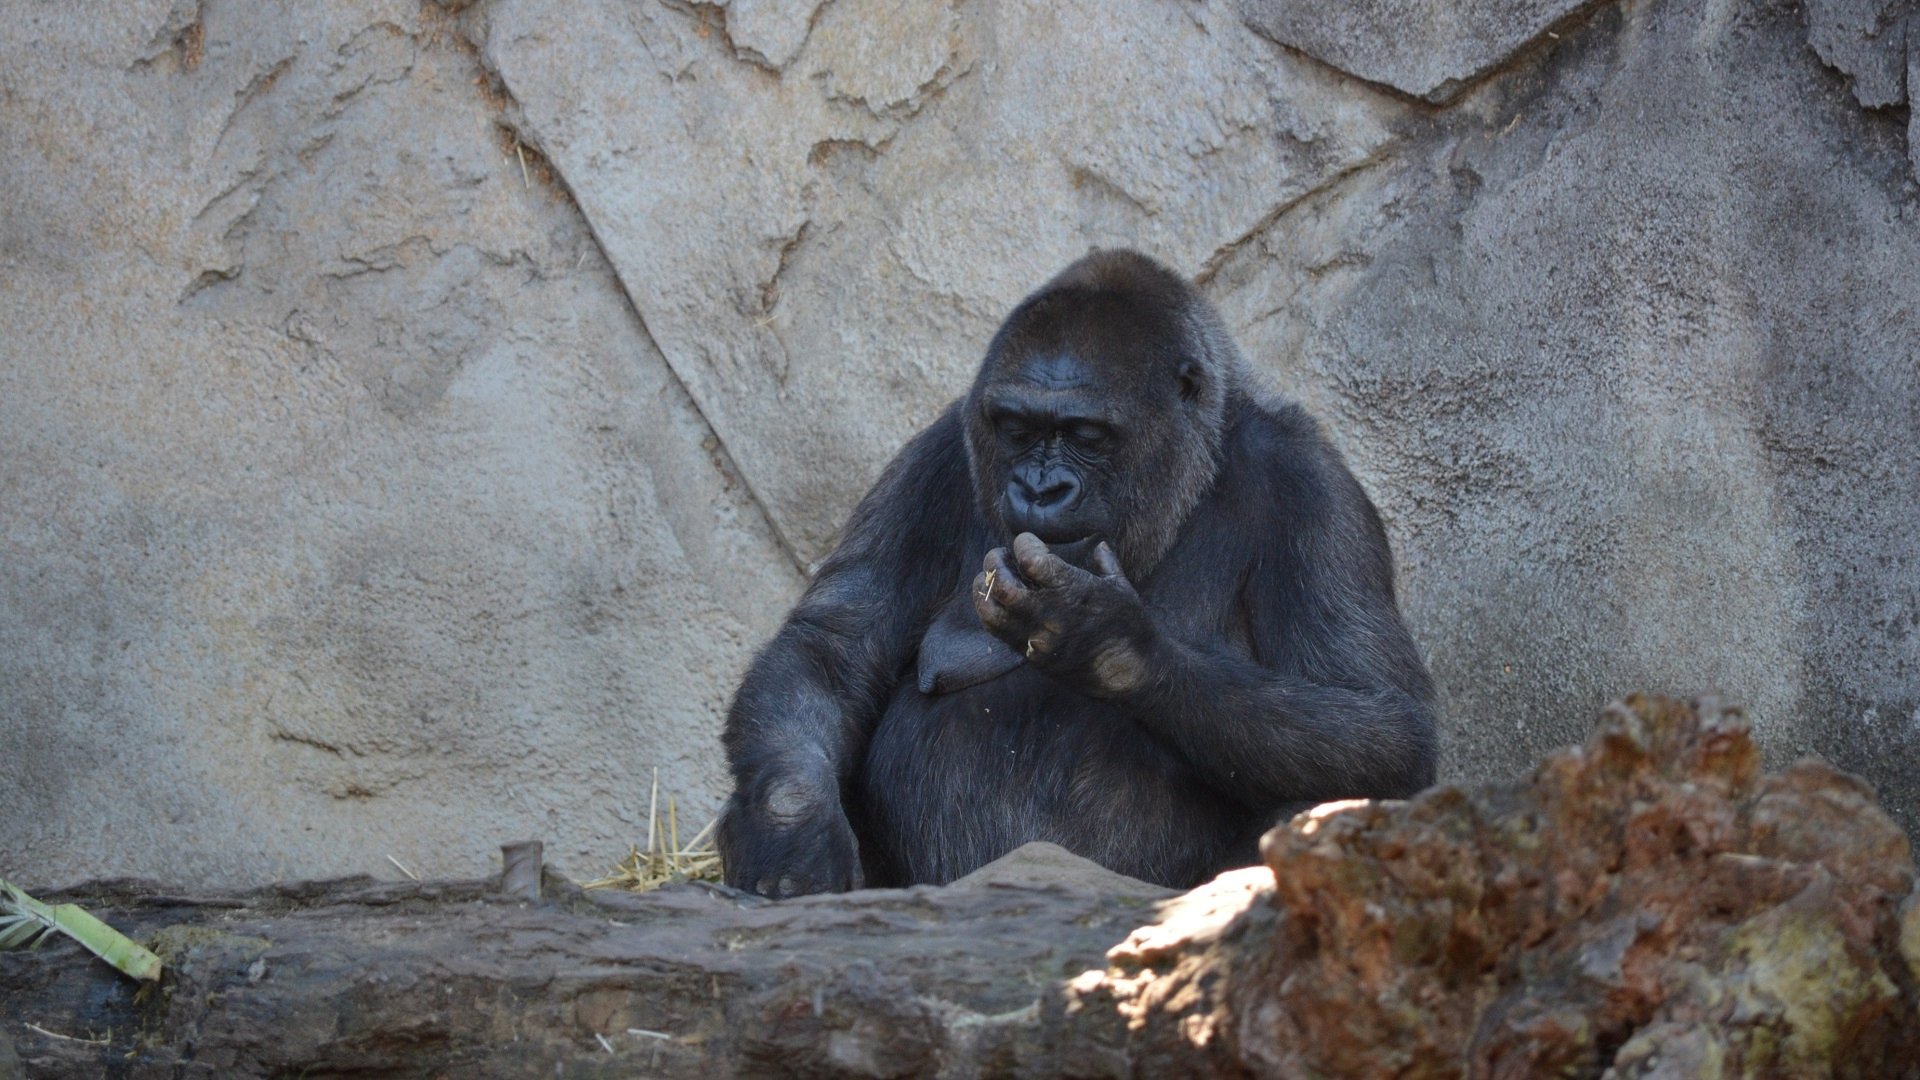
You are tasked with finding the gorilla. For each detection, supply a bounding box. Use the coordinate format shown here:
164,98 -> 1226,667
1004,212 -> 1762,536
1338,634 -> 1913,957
718,249 -> 1435,897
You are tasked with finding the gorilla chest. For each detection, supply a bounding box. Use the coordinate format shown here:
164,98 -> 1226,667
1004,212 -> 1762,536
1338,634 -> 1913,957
859,623 -> 1253,887
862,664 -> 1189,833
883,665 -> 1127,762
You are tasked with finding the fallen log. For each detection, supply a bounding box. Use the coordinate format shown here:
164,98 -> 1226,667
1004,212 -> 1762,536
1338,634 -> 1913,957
5,696 -> 1919,1078
0,844 -> 1178,1078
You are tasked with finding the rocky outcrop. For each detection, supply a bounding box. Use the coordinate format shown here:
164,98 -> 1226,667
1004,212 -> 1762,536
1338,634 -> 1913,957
5,697 -> 1916,1077
1806,0 -> 1915,110
1805,0 -> 1920,177
1094,695 -> 1920,1076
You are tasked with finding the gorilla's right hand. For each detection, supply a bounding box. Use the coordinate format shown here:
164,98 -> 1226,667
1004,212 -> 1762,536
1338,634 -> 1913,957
716,775 -> 864,899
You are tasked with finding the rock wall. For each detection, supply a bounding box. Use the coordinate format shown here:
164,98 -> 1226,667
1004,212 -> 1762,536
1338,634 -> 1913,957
2,0 -> 1916,886
0,1 -> 803,885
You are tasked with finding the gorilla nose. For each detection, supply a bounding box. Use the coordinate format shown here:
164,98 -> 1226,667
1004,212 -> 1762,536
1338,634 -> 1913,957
1009,473 -> 1079,511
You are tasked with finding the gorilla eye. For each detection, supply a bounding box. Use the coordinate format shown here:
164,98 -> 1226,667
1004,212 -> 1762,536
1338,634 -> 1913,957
995,416 -> 1037,445
1065,421 -> 1111,448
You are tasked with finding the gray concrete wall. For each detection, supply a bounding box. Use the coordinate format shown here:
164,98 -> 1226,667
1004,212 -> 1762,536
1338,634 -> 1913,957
3,0 -> 1916,887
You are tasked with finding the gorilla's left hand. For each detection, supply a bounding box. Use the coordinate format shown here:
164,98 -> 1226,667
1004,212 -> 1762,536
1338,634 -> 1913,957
973,533 -> 1156,697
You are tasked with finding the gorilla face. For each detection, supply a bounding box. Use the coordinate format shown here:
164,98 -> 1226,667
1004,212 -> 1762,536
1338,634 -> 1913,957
981,353 -> 1119,547
965,268 -> 1230,581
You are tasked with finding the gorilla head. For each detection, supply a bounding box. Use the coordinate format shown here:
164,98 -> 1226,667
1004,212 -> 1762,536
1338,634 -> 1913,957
963,250 -> 1244,580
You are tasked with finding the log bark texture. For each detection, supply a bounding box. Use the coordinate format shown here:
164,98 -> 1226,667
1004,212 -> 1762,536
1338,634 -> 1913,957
0,848 -> 1181,1078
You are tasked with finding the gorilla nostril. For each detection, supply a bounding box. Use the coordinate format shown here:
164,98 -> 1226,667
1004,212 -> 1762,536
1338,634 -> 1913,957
1007,473 -> 1078,516
1032,477 -> 1077,507
1007,476 -> 1038,508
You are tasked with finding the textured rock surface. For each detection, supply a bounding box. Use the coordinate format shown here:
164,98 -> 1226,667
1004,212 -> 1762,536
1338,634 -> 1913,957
4,0 -> 1920,888
0,1 -> 801,885
1234,0 -> 1601,102
1205,0 -> 1920,840
1806,0 -> 1914,108
4,697 -> 1916,1077
474,0 -> 1408,561
1804,0 -> 1919,176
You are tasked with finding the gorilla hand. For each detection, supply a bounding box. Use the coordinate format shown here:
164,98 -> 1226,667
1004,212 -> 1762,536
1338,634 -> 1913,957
973,533 -> 1155,697
716,772 -> 863,898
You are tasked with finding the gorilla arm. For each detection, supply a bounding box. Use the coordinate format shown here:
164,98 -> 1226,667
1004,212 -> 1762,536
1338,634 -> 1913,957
974,528 -> 1435,814
718,406 -> 974,897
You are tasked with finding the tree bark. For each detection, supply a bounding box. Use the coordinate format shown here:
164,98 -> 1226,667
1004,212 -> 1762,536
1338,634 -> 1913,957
0,849 -> 1195,1079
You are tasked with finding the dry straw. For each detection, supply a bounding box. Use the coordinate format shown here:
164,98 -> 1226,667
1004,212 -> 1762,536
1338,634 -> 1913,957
581,767 -> 723,892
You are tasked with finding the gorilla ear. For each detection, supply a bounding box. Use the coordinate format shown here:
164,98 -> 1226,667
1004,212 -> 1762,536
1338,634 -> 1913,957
1177,360 -> 1204,402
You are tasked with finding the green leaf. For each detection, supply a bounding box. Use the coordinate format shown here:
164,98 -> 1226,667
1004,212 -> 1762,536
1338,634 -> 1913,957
0,919 -> 45,948
0,876 -> 163,982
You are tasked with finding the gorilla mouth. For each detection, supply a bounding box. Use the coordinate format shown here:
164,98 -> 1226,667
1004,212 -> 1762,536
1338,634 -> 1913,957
1020,523 -> 1087,545
1041,534 -> 1103,569
1005,512 -> 1089,547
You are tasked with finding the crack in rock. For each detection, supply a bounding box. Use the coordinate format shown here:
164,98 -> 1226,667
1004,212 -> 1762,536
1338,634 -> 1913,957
1234,0 -> 1617,104
452,4 -> 816,578
133,0 -> 206,72
1194,151 -> 1390,286
660,0 -> 827,74
724,0 -> 836,72
1805,0 -> 1918,179
758,220 -> 811,314
1806,0 -> 1913,108
807,0 -> 971,119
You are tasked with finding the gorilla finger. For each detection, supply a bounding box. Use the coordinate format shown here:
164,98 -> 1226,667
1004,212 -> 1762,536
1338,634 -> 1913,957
972,574 -> 1012,628
1024,627 -> 1060,657
983,547 -> 1026,587
1011,532 -> 1073,588
988,576 -> 1032,613
983,550 -> 1032,607
973,585 -> 1003,627
726,853 -> 766,891
982,546 -> 1030,586
975,588 -> 1029,641
812,856 -> 857,893
1092,541 -> 1125,579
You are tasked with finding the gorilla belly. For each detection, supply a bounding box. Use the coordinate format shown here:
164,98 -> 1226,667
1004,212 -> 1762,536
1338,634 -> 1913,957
854,666 -> 1251,888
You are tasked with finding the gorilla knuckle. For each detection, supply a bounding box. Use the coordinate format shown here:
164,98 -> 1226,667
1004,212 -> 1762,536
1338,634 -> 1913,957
1089,641 -> 1149,695
760,775 -> 828,825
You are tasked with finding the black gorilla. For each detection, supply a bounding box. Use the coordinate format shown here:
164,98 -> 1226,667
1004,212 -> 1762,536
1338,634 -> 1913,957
718,249 -> 1435,896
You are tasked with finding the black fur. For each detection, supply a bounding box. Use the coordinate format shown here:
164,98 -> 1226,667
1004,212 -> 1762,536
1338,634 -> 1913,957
718,249 -> 1436,896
